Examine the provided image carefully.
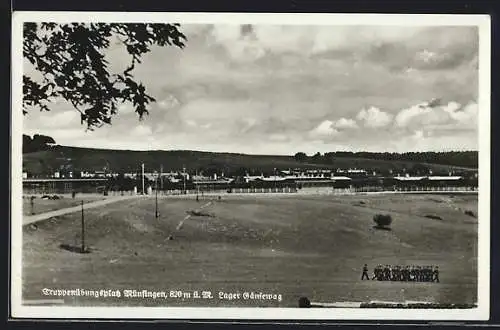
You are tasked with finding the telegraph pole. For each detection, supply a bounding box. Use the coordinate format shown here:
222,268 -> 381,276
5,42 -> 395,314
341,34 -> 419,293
274,168 -> 277,191
155,171 -> 159,219
141,163 -> 145,195
81,200 -> 86,253
30,195 -> 35,215
196,169 -> 200,200
183,165 -> 186,194
160,164 -> 163,190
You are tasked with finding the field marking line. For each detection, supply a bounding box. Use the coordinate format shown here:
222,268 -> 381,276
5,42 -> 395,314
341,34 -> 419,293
199,201 -> 212,209
173,201 -> 214,232
23,195 -> 143,226
176,214 -> 191,231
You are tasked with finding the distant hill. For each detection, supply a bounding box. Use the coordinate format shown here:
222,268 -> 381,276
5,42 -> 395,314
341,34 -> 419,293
22,145 -> 478,177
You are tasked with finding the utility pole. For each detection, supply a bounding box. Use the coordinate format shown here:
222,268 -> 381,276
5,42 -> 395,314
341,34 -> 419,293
160,164 -> 163,190
195,169 -> 199,201
30,195 -> 35,215
141,163 -> 145,195
183,165 -> 186,194
81,200 -> 86,253
155,171 -> 159,219
274,168 -> 277,191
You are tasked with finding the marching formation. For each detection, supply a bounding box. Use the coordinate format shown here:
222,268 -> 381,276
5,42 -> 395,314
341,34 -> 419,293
361,264 -> 440,282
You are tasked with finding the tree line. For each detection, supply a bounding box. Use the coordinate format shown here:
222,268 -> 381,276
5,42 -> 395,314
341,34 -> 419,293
294,151 -> 478,169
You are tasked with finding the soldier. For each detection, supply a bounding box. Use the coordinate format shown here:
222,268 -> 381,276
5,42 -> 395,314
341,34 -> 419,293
403,265 -> 410,281
377,264 -> 384,281
383,265 -> 391,281
425,266 -> 431,282
371,265 -> 380,280
392,265 -> 399,281
433,266 -> 440,283
416,266 -> 422,282
427,266 -> 433,282
361,264 -> 370,280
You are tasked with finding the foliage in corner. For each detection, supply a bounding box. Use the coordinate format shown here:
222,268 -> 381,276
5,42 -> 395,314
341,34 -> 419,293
23,22 -> 186,129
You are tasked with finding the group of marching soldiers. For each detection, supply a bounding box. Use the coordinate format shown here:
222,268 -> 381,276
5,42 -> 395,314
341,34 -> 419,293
361,264 -> 439,282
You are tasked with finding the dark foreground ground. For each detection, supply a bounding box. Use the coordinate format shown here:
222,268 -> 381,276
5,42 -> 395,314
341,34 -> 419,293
22,193 -> 478,307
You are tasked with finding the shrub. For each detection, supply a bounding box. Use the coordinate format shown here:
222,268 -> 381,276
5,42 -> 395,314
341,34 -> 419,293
464,210 -> 476,218
298,297 -> 311,308
373,214 -> 393,228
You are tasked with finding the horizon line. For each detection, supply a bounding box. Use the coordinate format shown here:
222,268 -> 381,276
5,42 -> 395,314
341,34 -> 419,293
46,144 -> 479,156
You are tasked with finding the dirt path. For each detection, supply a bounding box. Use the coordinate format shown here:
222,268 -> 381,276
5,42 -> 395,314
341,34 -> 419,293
22,195 -> 142,226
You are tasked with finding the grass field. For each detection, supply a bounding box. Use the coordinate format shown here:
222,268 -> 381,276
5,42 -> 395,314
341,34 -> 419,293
22,193 -> 478,307
22,195 -> 107,216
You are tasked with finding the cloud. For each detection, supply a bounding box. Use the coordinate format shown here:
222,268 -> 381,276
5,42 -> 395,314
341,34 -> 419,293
185,120 -> 198,127
130,124 -> 153,137
394,99 -> 478,130
394,102 -> 434,127
332,117 -> 358,129
38,110 -> 79,128
443,101 -> 478,126
158,95 -> 181,109
117,103 -> 135,114
310,120 -> 340,137
178,98 -> 270,123
386,128 -> 477,153
209,25 -> 266,62
415,49 -> 437,63
356,107 -> 393,128
242,117 -> 257,127
23,24 -> 479,154
412,129 -> 425,140
268,133 -> 289,142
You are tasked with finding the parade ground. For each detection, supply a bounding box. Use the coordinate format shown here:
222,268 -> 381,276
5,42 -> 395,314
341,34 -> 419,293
21,193 -> 478,307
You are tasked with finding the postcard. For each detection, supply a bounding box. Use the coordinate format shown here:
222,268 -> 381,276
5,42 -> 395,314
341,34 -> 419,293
11,12 -> 490,320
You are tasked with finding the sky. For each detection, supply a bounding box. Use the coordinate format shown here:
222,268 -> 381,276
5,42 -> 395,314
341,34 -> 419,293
23,23 -> 480,155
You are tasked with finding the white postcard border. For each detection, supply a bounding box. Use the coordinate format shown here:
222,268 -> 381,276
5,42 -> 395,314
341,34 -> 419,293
10,12 -> 491,320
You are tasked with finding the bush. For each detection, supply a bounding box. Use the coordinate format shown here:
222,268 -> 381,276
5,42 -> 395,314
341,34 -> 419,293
373,214 -> 392,228
298,297 -> 311,308
464,210 -> 476,218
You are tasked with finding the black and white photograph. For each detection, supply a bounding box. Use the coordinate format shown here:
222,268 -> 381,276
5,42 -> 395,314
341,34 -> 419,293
11,12 -> 490,320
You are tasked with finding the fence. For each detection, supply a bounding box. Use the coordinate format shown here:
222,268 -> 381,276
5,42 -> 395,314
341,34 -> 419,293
345,186 -> 478,194
32,185 -> 478,198
292,186 -> 477,196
